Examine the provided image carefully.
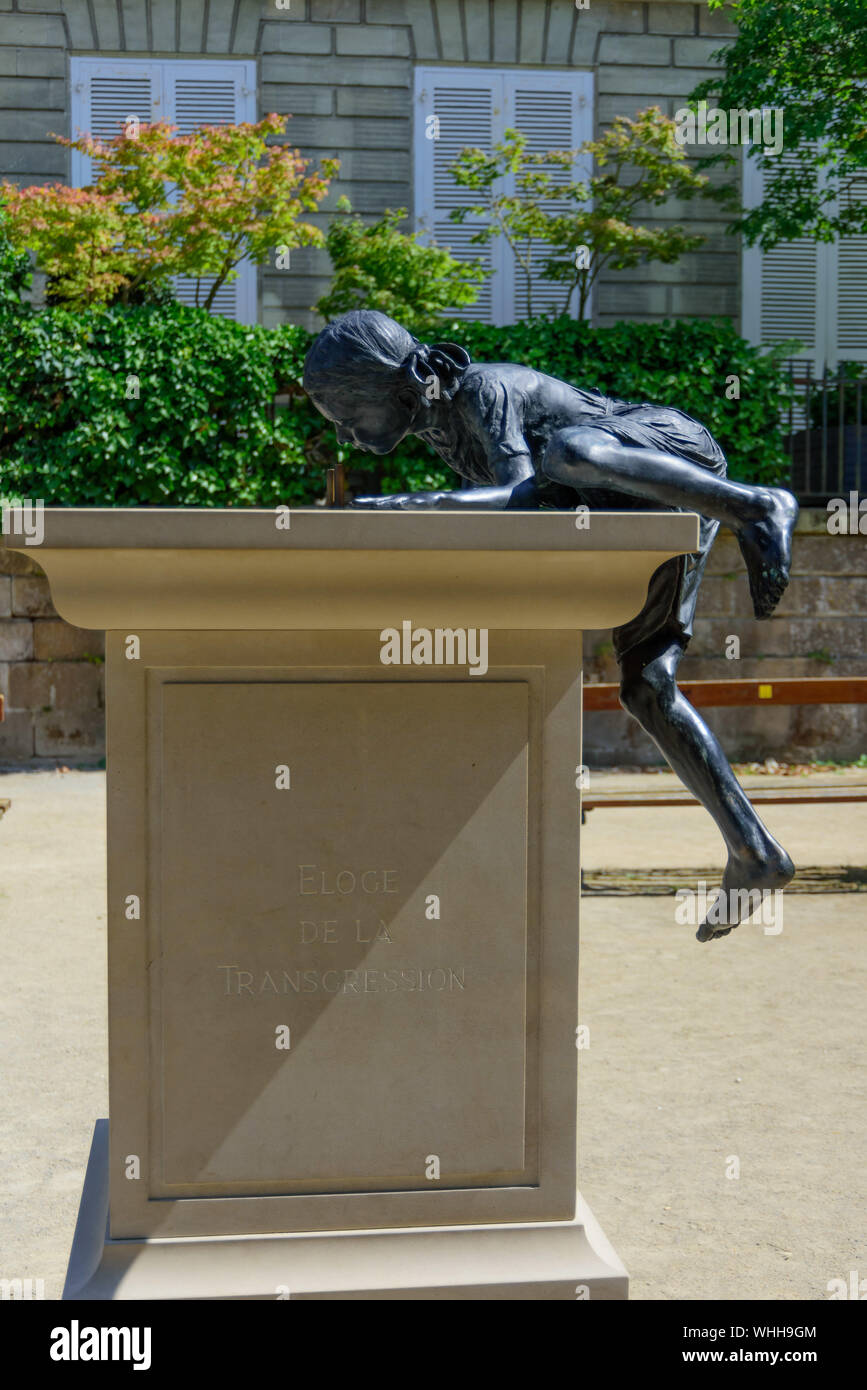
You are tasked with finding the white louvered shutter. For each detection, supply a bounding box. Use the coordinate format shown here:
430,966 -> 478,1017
69,58 -> 257,323
414,67 -> 594,326
69,61 -> 163,185
832,171 -> 867,366
167,70 -> 240,134
163,63 -> 257,321
505,75 -> 593,322
741,148 -> 825,382
743,143 -> 867,371
414,70 -> 499,324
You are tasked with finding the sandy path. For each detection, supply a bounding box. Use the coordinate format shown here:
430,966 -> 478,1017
0,768 -> 863,1300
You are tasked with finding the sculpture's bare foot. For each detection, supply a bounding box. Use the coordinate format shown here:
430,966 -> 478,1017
737,487 -> 799,620
696,841 -> 794,942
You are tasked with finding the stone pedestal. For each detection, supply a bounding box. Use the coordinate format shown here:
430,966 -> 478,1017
11,508 -> 698,1300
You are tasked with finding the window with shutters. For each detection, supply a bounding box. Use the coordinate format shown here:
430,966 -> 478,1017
69,57 -> 258,324
742,148 -> 867,374
414,68 -> 594,326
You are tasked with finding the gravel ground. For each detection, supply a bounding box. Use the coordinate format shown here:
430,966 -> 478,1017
580,770 -> 866,1299
0,767 -> 864,1300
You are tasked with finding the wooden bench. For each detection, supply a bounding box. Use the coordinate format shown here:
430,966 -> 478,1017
582,676 -> 867,812
582,676 -> 867,713
583,784 -> 867,810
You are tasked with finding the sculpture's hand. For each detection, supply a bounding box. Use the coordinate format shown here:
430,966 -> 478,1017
351,492 -> 447,510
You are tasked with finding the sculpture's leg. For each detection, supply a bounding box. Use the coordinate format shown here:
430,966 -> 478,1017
543,427 -> 798,619
617,631 -> 794,941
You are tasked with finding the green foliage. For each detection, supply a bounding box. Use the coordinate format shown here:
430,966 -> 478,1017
0,306 -> 794,506
315,204 -> 484,332
690,0 -> 867,247
448,111 -> 710,318
0,302 -> 328,506
0,202 -> 31,305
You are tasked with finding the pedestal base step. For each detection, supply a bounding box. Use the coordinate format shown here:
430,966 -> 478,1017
64,1122 -> 628,1301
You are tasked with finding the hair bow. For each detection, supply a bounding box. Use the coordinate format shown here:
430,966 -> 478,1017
403,341 -> 471,403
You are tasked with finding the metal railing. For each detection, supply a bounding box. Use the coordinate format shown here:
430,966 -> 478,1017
782,362 -> 866,503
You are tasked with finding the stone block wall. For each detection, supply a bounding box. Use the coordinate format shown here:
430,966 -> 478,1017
2,512 -> 866,768
0,540 -> 104,765
260,0 -> 740,330
0,0 -> 739,332
584,512 -> 867,766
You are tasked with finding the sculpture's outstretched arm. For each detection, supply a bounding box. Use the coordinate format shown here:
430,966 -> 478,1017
352,480 -> 539,511
352,458 -> 537,512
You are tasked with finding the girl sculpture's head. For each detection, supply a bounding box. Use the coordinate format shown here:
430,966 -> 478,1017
303,309 -> 470,454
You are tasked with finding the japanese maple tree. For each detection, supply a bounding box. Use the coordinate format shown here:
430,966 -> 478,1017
1,114 -> 337,309
448,107 -> 710,319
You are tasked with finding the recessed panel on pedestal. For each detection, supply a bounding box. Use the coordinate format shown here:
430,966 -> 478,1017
155,680 -> 533,1197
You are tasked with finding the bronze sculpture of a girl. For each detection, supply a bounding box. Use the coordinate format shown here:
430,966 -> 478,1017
304,310 -> 799,942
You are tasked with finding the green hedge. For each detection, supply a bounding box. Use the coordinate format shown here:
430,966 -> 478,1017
0,303 -> 794,507
0,304 -> 323,507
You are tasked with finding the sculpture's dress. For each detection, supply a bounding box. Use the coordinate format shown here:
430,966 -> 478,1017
416,362 -> 727,661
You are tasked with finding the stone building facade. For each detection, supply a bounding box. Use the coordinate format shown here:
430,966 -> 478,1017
1,0 -> 739,330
